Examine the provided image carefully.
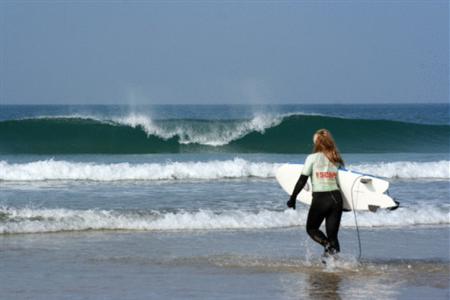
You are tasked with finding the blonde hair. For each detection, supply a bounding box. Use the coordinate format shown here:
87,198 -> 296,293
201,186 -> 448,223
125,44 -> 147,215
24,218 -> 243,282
313,129 -> 344,167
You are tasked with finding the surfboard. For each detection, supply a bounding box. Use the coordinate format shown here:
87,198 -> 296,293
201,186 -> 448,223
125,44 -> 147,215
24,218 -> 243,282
276,164 -> 399,211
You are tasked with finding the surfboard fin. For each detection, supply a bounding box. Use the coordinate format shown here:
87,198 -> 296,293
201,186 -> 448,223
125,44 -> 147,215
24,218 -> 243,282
368,205 -> 379,212
360,178 -> 372,184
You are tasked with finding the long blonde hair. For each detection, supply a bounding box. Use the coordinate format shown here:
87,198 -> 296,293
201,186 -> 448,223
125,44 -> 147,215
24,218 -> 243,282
313,129 -> 344,167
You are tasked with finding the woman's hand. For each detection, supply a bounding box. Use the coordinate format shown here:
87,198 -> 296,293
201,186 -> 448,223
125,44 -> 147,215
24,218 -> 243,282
286,197 -> 296,210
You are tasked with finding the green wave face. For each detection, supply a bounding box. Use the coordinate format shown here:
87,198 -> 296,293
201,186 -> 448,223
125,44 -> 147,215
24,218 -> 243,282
0,115 -> 448,154
228,115 -> 450,153
0,118 -> 180,154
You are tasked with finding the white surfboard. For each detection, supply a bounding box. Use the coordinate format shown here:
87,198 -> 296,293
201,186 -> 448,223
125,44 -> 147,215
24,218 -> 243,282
276,164 -> 398,211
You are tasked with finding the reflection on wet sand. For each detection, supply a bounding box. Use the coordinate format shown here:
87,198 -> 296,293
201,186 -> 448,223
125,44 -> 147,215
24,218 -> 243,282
273,258 -> 449,300
306,271 -> 342,300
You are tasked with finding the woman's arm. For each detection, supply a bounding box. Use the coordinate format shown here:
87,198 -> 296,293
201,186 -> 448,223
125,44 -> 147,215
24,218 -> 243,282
286,154 -> 314,209
286,174 -> 309,209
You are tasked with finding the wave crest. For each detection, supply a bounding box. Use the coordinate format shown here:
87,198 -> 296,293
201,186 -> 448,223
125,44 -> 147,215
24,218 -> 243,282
117,113 -> 283,146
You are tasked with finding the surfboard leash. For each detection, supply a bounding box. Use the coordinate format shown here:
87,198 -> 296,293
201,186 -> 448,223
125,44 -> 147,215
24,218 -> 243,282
350,176 -> 363,261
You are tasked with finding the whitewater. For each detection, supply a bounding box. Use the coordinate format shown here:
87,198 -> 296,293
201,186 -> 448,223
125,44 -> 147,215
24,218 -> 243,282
1,158 -> 449,181
1,204 -> 449,234
117,113 -> 286,146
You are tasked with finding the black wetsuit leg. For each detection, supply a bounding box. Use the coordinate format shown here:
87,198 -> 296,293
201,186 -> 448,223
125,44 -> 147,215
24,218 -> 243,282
306,190 -> 343,252
326,191 -> 343,252
306,198 -> 329,246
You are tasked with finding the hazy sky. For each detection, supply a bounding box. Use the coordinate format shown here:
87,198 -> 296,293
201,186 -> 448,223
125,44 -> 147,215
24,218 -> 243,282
0,1 -> 448,105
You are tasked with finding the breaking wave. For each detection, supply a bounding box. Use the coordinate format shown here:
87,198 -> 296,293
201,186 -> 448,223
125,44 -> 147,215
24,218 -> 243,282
0,113 -> 448,153
0,205 -> 448,234
0,159 -> 448,181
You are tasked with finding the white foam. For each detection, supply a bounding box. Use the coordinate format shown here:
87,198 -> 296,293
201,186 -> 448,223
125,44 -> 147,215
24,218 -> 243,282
9,112 -> 296,146
349,161 -> 450,179
115,114 -> 175,140
116,113 -> 283,146
0,205 -> 448,234
0,159 -> 448,182
0,158 -> 278,181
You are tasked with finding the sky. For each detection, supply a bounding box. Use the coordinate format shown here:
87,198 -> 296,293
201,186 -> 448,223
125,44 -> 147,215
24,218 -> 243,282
0,0 -> 448,105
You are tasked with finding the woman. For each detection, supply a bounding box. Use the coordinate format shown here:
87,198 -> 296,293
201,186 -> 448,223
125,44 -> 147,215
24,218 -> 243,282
287,129 -> 344,257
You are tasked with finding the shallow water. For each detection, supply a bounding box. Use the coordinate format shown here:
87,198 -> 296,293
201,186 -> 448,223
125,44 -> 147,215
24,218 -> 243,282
1,227 -> 448,300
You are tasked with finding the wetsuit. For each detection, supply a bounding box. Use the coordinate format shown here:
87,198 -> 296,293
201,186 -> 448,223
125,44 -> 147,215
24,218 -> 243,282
286,152 -> 343,253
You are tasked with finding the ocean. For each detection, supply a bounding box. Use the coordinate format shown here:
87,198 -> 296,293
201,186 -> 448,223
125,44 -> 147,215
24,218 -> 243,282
0,104 -> 449,299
